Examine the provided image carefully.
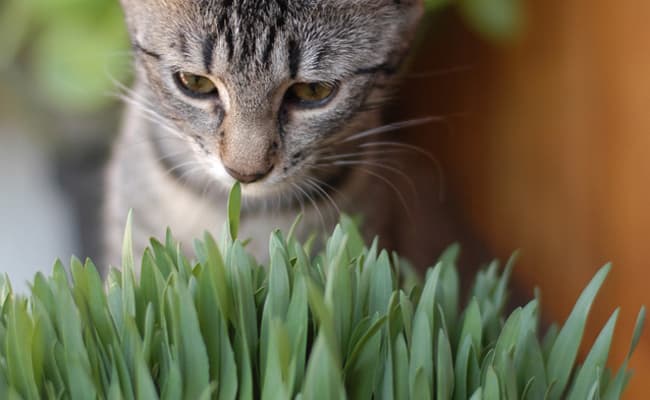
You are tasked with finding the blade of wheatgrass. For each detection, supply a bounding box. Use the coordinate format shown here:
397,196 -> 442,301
217,314 -> 238,400
436,328 -> 454,400
514,330 -> 547,400
135,354 -> 157,399
339,214 -> 365,257
345,318 -> 384,400
453,336 -> 475,400
301,334 -> 347,400
325,234 -> 353,354
602,306 -> 646,400
261,320 -> 291,400
286,259 -> 309,393
260,243 -> 291,382
6,300 -> 40,400
169,280 -> 211,399
492,307 -> 522,398
227,182 -> 242,241
203,233 -> 233,323
408,263 -> 442,396
459,297 -> 483,355
546,264 -> 611,399
567,309 -> 619,400
438,244 -> 461,340
369,251 -> 394,317
483,366 -> 501,400
393,333 -> 410,400
411,368 -> 432,400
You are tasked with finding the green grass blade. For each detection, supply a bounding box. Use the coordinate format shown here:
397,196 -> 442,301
546,264 -> 611,399
227,182 -> 242,241
568,309 -> 619,400
436,328 -> 454,400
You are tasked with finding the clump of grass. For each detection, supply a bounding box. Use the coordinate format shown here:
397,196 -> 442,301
0,183 -> 645,399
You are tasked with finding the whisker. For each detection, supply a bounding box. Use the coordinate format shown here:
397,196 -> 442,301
304,177 -> 341,217
291,182 -> 327,234
360,141 -> 446,202
307,176 -> 349,205
340,165 -> 413,221
341,116 -> 443,144
318,149 -> 407,162
403,65 -> 474,80
325,159 -> 418,201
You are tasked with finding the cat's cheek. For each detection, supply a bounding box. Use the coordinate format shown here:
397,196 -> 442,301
207,158 -> 236,186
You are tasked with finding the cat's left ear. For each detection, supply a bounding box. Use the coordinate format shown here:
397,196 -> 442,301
377,0 -> 425,59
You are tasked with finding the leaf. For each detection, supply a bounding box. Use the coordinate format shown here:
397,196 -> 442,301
135,355 -> 158,399
168,281 -> 210,399
369,251 -> 394,317
567,309 -> 619,400
286,265 -> 309,392
408,263 -> 442,396
459,298 -> 483,355
454,336 -> 477,400
411,368 -> 432,400
227,182 -> 242,240
457,0 -> 524,41
344,317 -> 385,400
483,367 -> 501,400
301,335 -> 347,400
6,300 -> 40,399
602,307 -> 646,400
121,210 -> 135,274
324,234 -> 353,354
393,334 -> 410,400
546,264 -> 611,399
203,233 -> 232,322
514,330 -> 547,400
436,329 -> 454,400
261,320 -> 291,400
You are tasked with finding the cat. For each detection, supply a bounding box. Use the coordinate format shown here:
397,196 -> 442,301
105,0 -> 472,272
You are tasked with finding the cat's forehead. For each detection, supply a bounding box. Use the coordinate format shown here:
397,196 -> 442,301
153,0 -> 407,30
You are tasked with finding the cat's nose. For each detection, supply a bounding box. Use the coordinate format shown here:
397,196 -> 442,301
224,164 -> 273,184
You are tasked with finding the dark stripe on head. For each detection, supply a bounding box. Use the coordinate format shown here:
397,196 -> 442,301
354,62 -> 399,76
133,42 -> 162,60
202,33 -> 218,72
288,39 -> 301,79
225,28 -> 235,62
178,33 -> 189,58
262,26 -> 277,66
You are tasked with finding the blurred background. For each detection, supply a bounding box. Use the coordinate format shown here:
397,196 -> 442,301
0,0 -> 647,397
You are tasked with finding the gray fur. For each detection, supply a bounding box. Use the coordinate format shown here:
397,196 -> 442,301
106,0 -> 462,270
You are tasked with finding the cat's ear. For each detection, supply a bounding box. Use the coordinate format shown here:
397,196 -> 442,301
118,0 -> 157,38
381,0 -> 426,55
118,0 -> 139,37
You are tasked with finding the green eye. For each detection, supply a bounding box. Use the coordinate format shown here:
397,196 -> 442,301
287,82 -> 337,106
175,71 -> 218,97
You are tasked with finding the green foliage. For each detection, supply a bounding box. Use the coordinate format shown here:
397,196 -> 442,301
0,0 -> 128,111
0,183 -> 644,399
427,0 -> 524,41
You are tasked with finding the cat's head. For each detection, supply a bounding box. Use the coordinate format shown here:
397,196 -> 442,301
120,0 -> 423,197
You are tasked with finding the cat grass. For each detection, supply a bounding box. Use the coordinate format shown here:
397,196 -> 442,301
0,183 -> 644,399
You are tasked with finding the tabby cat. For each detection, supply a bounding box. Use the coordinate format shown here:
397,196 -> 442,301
105,0 -> 467,271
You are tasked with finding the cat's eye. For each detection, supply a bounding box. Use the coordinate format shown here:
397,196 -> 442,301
286,82 -> 337,107
174,71 -> 219,98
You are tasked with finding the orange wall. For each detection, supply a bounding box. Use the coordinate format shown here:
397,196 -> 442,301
403,1 -> 649,397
